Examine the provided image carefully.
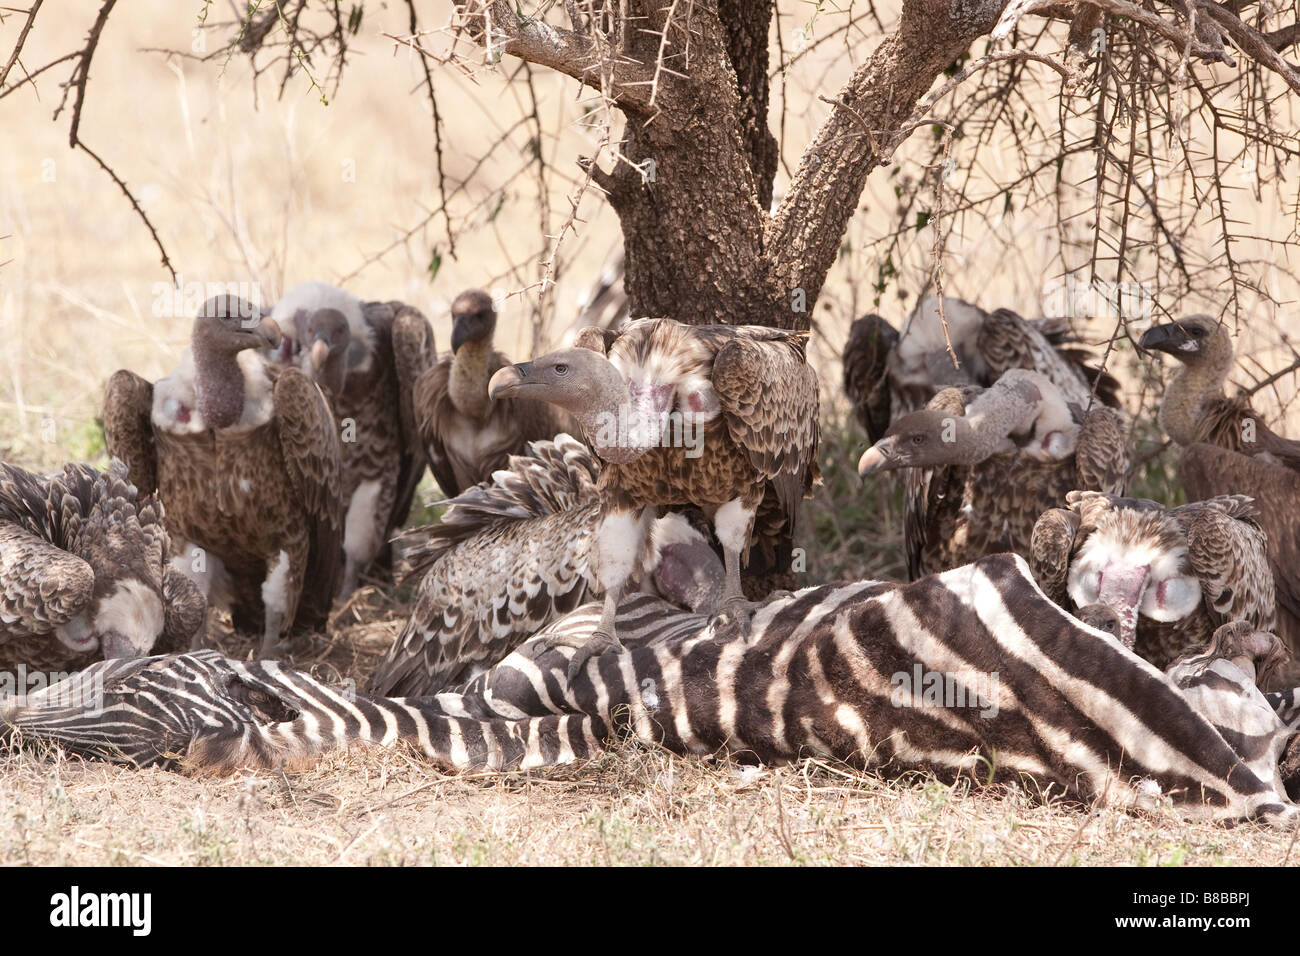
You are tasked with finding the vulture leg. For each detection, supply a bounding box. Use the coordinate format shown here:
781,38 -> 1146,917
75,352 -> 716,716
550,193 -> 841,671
548,509 -> 650,680
257,541 -> 306,659
712,499 -> 759,638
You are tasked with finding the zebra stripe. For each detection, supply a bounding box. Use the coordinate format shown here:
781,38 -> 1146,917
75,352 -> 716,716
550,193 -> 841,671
3,553 -> 1296,826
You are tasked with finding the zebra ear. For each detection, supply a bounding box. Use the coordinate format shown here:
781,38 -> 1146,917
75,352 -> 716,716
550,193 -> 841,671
1029,506 -> 1080,605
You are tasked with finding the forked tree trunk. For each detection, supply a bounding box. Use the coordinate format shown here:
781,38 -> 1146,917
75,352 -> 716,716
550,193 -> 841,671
458,0 -> 1009,588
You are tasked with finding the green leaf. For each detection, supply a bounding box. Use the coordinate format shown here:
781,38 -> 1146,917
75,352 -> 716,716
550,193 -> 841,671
428,249 -> 443,282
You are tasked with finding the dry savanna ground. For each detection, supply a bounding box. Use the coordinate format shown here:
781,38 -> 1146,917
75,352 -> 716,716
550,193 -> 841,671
2,2 -> 1300,865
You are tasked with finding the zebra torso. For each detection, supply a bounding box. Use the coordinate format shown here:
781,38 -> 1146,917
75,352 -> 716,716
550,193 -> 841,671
4,553 -> 1297,828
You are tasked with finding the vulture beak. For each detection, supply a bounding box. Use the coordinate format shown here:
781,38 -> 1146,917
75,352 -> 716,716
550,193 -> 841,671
1138,323 -> 1194,355
253,317 -> 283,350
450,315 -> 471,354
488,363 -> 530,399
857,437 -> 896,478
1095,562 -> 1149,650
309,335 -> 331,370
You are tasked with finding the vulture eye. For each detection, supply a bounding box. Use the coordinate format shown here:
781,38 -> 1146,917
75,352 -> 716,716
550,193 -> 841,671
554,363 -> 569,376
911,434 -> 925,445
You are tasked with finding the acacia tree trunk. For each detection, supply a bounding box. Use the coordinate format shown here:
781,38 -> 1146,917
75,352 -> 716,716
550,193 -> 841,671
458,0 -> 1009,331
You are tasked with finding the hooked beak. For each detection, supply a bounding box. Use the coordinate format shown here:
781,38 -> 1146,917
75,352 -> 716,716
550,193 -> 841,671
310,336 -> 330,370
488,363 -> 529,399
857,437 -> 896,478
1096,562 -> 1150,650
1137,323 -> 1192,356
450,315 -> 471,354
252,316 -> 283,350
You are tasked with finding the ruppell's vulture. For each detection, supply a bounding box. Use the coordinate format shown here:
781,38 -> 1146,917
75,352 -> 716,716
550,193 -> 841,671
103,295 -> 344,658
1141,315 -> 1300,661
1029,490 -> 1294,681
0,460 -> 205,673
413,289 -> 576,498
488,317 -> 820,675
370,433 -> 724,697
857,368 -> 1130,577
267,281 -> 436,597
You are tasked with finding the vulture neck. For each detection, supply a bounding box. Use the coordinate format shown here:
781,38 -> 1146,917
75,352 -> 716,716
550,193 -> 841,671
450,341 -> 494,421
573,362 -> 646,465
193,345 -> 248,430
1159,346 -> 1233,446
958,388 -> 1039,462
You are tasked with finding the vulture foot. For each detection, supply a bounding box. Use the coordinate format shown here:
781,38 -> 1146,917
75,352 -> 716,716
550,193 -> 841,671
712,598 -> 760,641
553,629 -> 626,683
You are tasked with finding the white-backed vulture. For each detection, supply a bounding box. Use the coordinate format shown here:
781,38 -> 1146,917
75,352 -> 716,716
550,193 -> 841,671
1139,315 -> 1300,468
487,317 -> 820,675
1140,315 -> 1300,660
370,434 -> 724,696
103,295 -> 344,657
0,460 -> 205,673
413,289 -> 575,498
1029,490 -> 1290,680
857,368 -> 1130,577
267,281 -> 436,596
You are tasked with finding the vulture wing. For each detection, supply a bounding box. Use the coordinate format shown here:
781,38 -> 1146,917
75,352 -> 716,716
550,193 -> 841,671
0,474 -> 94,634
1168,495 -> 1276,631
103,370 -> 158,494
1180,443 -> 1300,647
1028,505 -> 1081,605
372,435 -> 601,696
842,313 -> 900,443
1073,405 -> 1130,494
272,368 -> 344,623
376,301 -> 437,534
710,329 -> 821,531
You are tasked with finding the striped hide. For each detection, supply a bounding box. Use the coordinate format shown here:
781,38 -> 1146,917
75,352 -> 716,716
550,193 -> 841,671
2,553 -> 1296,827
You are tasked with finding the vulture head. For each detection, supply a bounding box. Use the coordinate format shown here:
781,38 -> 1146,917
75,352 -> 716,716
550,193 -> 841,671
1138,315 -> 1232,370
1041,491 -> 1204,650
190,296 -> 282,430
1192,621 -> 1290,690
489,347 -> 681,463
300,307 -> 351,396
1075,602 -> 1122,640
450,289 -> 496,355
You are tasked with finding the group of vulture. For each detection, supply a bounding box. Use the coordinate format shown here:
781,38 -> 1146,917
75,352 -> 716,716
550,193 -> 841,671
1,284 -> 1298,740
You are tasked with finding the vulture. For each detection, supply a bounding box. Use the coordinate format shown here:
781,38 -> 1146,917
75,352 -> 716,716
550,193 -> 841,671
857,367 -> 1129,577
1029,490 -> 1292,679
370,433 -> 725,697
1140,315 -> 1300,660
843,296 -> 1121,441
413,288 -> 575,498
103,295 -> 344,658
267,281 -> 436,596
0,460 -> 205,673
487,317 -> 820,674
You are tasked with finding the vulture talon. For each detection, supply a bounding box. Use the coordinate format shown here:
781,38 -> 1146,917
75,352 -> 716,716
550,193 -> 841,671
713,599 -> 759,641
564,630 -> 625,683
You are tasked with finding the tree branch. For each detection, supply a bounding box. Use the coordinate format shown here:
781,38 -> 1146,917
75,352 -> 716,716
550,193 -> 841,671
453,0 -> 659,112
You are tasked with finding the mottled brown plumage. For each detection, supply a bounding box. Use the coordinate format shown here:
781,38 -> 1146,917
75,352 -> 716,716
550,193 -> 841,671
371,434 -> 724,697
846,298 -> 1127,580
488,317 -> 820,675
859,370 -> 1129,578
269,282 -> 437,596
103,295 -> 344,657
0,461 -> 204,674
1029,491 -> 1283,675
414,289 -> 574,498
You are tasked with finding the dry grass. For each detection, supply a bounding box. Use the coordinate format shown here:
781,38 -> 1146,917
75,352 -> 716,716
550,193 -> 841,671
5,736 -> 1298,866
